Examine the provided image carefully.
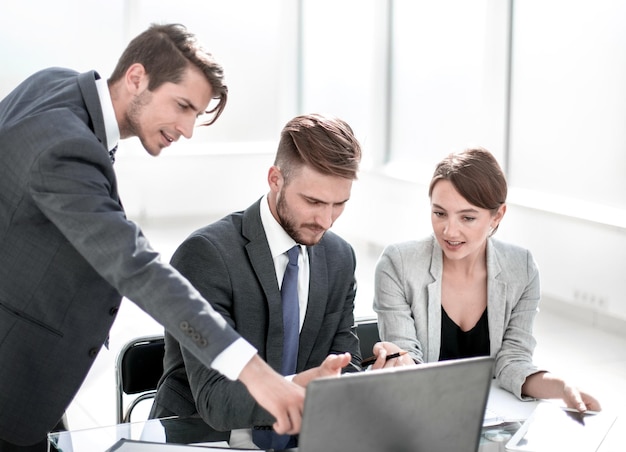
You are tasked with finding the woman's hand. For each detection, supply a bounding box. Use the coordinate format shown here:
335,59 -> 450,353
562,382 -> 602,412
522,371 -> 602,412
369,341 -> 416,370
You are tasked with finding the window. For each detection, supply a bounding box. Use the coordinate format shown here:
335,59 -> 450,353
388,0 -> 507,182
509,0 -> 626,211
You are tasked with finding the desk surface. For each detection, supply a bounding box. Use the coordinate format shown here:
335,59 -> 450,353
49,415 -> 623,452
49,417 -> 228,451
50,388 -> 622,452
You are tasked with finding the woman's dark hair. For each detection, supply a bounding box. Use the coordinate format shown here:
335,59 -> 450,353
429,147 -> 507,217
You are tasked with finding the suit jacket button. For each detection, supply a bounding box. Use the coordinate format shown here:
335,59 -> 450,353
109,307 -> 119,315
88,348 -> 99,358
181,323 -> 195,336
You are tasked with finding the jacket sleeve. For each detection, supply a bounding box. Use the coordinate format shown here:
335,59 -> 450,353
374,242 -> 428,363
29,121 -> 241,371
170,234 -> 274,429
493,248 -> 545,399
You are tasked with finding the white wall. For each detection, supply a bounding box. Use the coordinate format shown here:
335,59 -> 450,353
114,140 -> 276,221
115,142 -> 626,335
2,0 -> 625,335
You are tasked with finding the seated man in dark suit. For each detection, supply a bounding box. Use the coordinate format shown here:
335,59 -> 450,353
150,113 -> 403,449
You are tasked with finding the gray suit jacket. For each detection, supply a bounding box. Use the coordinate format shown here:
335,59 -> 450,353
374,235 -> 544,399
150,199 -> 361,432
0,68 -> 240,445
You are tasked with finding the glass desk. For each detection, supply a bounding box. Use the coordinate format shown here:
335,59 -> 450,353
49,403 -> 623,451
48,416 -> 230,452
50,417 -> 522,452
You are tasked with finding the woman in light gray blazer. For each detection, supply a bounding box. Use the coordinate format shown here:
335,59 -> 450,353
374,148 -> 600,412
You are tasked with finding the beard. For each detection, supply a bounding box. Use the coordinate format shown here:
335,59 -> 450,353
276,189 -> 326,246
120,90 -> 152,142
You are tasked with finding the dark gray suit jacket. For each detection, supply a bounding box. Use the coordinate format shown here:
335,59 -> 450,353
150,199 -> 361,432
0,68 -> 240,446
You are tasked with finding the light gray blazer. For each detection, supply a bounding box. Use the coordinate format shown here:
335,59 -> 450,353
0,68 -> 239,445
374,235 -> 544,399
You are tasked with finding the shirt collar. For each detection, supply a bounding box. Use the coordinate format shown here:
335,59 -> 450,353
260,194 -> 300,258
94,76 -> 120,152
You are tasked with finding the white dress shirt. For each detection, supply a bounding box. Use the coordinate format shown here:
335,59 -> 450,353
94,74 -> 119,153
259,194 -> 310,330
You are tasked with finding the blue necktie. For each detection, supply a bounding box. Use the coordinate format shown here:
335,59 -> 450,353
253,245 -> 300,450
281,245 -> 300,375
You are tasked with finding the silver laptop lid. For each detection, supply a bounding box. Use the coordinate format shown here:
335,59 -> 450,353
298,356 -> 494,452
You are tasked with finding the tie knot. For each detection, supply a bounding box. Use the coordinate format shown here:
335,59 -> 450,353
108,145 -> 118,164
286,245 -> 300,265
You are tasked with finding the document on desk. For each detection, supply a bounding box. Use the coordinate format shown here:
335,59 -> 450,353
505,402 -> 617,451
484,383 -> 539,426
105,438 -> 260,451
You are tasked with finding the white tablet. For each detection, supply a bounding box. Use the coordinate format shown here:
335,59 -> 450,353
506,402 -> 617,451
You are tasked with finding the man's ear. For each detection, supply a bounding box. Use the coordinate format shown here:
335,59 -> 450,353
268,165 -> 284,193
125,63 -> 149,93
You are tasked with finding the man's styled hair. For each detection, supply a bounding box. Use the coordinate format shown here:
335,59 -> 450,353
108,23 -> 228,125
275,113 -> 362,183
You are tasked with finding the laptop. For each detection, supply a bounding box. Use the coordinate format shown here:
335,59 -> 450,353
297,356 -> 494,452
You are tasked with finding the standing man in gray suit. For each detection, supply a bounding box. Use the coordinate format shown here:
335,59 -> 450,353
150,114 -> 370,449
0,23 -> 304,451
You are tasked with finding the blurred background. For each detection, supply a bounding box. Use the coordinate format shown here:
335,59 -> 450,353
1,0 -> 625,431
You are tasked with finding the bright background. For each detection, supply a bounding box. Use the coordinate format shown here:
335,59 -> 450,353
1,0 -> 625,431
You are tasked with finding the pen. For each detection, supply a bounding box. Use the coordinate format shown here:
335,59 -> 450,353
360,350 -> 408,367
561,407 -> 599,415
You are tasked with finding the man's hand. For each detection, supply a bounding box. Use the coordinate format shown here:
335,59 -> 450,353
292,352 -> 352,387
238,354 -> 305,435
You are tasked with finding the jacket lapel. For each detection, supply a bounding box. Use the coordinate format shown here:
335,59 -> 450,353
243,200 -> 284,372
486,239 -> 507,358
78,71 -> 108,149
297,243 -> 328,370
427,237 -> 443,362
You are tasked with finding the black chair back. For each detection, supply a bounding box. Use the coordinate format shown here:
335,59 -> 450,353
116,335 -> 165,423
355,318 -> 380,359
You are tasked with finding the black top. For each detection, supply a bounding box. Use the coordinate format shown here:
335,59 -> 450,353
439,306 -> 490,361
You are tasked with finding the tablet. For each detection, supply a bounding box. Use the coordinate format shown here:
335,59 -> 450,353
506,402 -> 617,451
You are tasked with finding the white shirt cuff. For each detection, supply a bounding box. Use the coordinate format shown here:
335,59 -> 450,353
211,338 -> 257,381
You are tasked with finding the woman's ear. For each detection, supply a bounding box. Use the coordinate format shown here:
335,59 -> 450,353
491,204 -> 507,230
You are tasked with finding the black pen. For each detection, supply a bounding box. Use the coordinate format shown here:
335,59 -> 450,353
360,350 -> 408,367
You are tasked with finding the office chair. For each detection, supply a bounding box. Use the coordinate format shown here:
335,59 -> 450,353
355,318 -> 381,360
114,321 -> 379,422
115,335 -> 165,423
